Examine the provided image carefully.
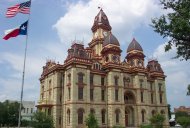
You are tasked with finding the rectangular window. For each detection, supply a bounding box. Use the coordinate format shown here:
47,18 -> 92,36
59,117 -> 61,125
141,91 -> 144,102
115,77 -> 118,86
151,93 -> 153,104
150,82 -> 153,90
90,89 -> 94,101
101,77 -> 104,86
68,74 -> 71,83
101,89 -> 105,101
78,87 -> 83,100
90,74 -> 93,85
160,93 -> 162,104
31,108 -> 33,113
68,88 -> 71,100
140,80 -> 143,88
78,73 -> 83,83
27,108 -> 29,113
159,84 -> 162,92
23,108 -> 25,113
115,89 -> 118,101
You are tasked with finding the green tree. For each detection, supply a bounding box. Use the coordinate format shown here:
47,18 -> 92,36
31,111 -> 54,128
0,100 -> 20,127
168,104 -> 171,119
149,113 -> 165,128
151,0 -> 190,60
176,116 -> 190,128
187,84 -> 190,95
175,111 -> 189,119
85,113 -> 99,128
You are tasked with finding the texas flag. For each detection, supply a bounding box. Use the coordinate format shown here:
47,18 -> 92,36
3,21 -> 28,40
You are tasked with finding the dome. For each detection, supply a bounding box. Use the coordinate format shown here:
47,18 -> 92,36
127,38 -> 143,52
91,9 -> 112,32
103,33 -> 120,47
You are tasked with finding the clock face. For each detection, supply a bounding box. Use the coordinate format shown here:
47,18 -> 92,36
103,31 -> 108,37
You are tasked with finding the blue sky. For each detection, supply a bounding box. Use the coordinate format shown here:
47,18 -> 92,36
0,0 -> 189,111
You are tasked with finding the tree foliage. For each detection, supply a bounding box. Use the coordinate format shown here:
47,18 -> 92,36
149,113 -> 165,128
85,113 -> 99,128
152,0 -> 190,60
175,111 -> 189,119
168,104 -> 171,119
0,100 -> 20,127
31,111 -> 54,128
176,116 -> 190,128
187,84 -> 190,95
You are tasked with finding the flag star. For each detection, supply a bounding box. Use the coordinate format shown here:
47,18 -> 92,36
21,26 -> 26,30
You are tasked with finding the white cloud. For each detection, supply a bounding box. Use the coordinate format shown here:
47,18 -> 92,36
53,0 -> 161,46
152,43 -> 190,108
0,41 -> 66,102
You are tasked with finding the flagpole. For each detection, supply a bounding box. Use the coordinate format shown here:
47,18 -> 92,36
18,0 -> 32,128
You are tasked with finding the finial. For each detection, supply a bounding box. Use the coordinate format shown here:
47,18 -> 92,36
98,6 -> 102,10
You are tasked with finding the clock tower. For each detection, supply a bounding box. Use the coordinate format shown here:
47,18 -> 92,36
89,9 -> 112,58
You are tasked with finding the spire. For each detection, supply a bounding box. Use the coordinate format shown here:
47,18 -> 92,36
91,9 -> 112,32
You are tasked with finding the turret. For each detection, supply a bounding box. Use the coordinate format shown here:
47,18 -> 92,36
126,38 -> 145,68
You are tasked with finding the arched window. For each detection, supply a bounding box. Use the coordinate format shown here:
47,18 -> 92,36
161,110 -> 165,115
115,109 -> 120,124
101,109 -> 106,124
141,110 -> 145,123
78,72 -> 83,83
78,108 -> 84,124
67,109 -> 70,125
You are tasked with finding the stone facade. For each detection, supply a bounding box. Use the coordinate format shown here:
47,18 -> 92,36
37,9 -> 169,128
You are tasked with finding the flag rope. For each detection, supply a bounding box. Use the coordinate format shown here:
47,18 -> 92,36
18,0 -> 32,127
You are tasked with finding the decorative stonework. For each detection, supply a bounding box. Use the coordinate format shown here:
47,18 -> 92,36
37,9 -> 169,128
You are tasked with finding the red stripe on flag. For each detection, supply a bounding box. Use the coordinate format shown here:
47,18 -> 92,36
3,29 -> 20,40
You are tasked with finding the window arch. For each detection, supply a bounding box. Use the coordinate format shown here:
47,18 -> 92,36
141,110 -> 146,123
161,110 -> 165,115
78,108 -> 84,124
115,109 -> 120,124
152,110 -> 156,116
101,109 -> 106,124
67,109 -> 70,125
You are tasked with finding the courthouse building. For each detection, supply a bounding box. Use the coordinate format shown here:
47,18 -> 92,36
37,9 -> 169,128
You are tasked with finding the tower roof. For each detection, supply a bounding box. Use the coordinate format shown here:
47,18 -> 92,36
103,33 -> 120,47
91,9 -> 112,32
127,38 -> 143,53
